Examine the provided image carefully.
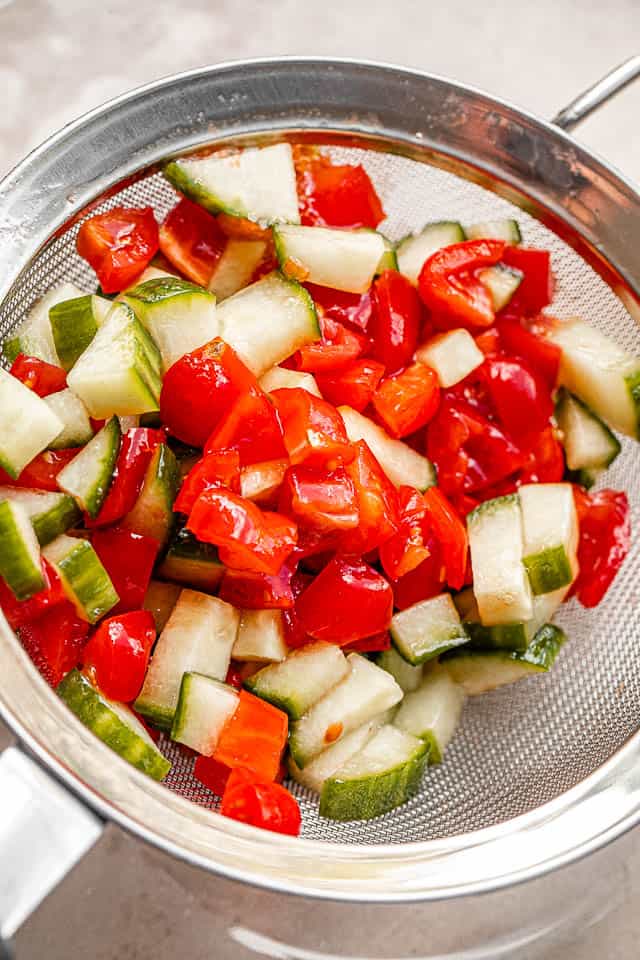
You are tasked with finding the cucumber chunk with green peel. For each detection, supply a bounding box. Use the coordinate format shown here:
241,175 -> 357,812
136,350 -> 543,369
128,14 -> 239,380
233,609 -> 288,663
164,143 -> 300,224
519,483 -> 578,596
555,388 -> 620,473
477,264 -> 523,311
259,365 -> 321,397
4,283 -> 85,365
376,646 -> 423,693
289,654 -> 403,768
43,534 -> 119,623
58,670 -> 171,780
208,239 -> 267,300
44,389 -> 93,449
274,224 -> 384,294
217,272 -> 320,377
49,294 -> 112,370
396,222 -> 466,285
0,487 -> 81,546
394,665 -> 465,764
143,579 -> 182,632
156,527 -> 225,593
170,672 -> 239,755
467,494 -> 533,626
391,593 -> 469,666
245,642 -> 349,720
415,328 -> 484,389
56,417 -> 121,519
122,443 -> 179,548
67,303 -> 162,418
466,219 -> 522,244
376,233 -> 398,273
338,405 -> 436,490
455,585 -> 564,652
547,316 -> 640,438
319,724 -> 428,821
124,277 -> 218,370
288,719 -> 381,794
0,499 -> 46,600
134,589 -> 240,730
0,369 -> 64,478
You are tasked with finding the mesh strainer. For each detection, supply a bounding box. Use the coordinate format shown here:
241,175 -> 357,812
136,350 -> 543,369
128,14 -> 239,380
1,56 -> 640,946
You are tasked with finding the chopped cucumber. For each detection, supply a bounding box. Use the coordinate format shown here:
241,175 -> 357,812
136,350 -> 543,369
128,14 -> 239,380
442,623 -> 566,695
122,443 -> 179,548
467,494 -> 533,626
143,579 -> 181,632
217,272 -> 320,377
56,417 -> 121,519
123,265 -> 177,290
170,672 -> 239,755
477,264 -> 523,311
466,219 -> 522,244
208,239 -> 267,300
124,277 -> 218,370
259,365 -> 321,397
547,316 -> 640,438
274,224 -> 384,294
44,389 -> 93,449
555,387 -> 620,474
240,459 -> 288,503
338,406 -> 436,490
134,589 -> 239,730
67,302 -> 162,418
245,642 -> 349,720
49,294 -> 112,370
415,328 -> 484,388
58,670 -> 170,781
156,527 -> 225,593
376,646 -> 423,693
4,283 -> 85,365
396,222 -> 466,285
233,609 -> 288,663
288,719 -> 381,794
0,369 -> 64,478
0,499 -> 46,600
164,143 -> 300,224
520,483 -> 578,596
0,487 -> 80,546
455,585 -> 563,653
394,665 -> 465,764
319,724 -> 428,821
391,593 -> 469,666
289,654 -> 403,768
376,233 -> 398,273
43,534 -> 118,623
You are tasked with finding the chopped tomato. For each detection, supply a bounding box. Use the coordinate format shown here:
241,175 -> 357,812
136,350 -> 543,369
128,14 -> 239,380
500,246 -> 554,316
194,755 -> 232,796
422,487 -> 468,590
483,356 -> 553,443
160,338 -> 260,447
370,270 -> 422,374
10,354 -> 67,397
342,631 -> 392,653
474,327 -> 501,356
296,315 -> 367,373
296,555 -> 393,644
216,213 -> 272,241
218,562 -> 295,610
418,240 -> 505,329
225,662 -> 244,690
0,447 -> 81,492
214,690 -> 288,781
392,532 -> 446,610
205,390 -> 286,466
281,571 -> 315,648
372,362 -> 440,438
518,426 -> 565,484
88,427 -> 164,527
17,598 -> 89,687
221,768 -> 301,836
76,206 -> 159,293
296,155 -> 384,229
379,486 -> 430,580
0,560 -> 66,630
316,359 -> 385,412
159,197 -> 226,286
496,316 -> 560,389
187,487 -> 297,575
174,450 -> 241,514
280,465 -> 359,533
306,284 -> 373,332
572,488 -> 630,608
82,610 -> 156,702
91,529 -> 159,613
340,440 -> 398,554
271,388 -> 354,469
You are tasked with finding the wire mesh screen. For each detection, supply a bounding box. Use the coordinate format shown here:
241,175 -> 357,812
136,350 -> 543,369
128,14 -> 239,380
2,145 -> 639,845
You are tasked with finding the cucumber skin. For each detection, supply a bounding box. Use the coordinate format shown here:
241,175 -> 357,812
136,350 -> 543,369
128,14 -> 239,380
522,545 -> 573,596
465,620 -> 529,652
48,538 -> 119,624
58,670 -> 171,780
555,388 -> 621,471
57,416 -> 121,519
156,527 -> 225,594
33,496 -> 81,546
0,501 -> 45,600
123,444 -> 179,548
132,699 -> 175,733
49,295 -> 98,371
164,160 -> 235,217
244,673 -> 305,720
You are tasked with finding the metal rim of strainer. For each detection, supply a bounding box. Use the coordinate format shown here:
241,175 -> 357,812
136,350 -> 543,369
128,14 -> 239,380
1,58 -> 640,903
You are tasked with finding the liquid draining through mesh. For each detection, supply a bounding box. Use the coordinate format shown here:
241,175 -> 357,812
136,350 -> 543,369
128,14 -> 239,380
1,146 -> 639,845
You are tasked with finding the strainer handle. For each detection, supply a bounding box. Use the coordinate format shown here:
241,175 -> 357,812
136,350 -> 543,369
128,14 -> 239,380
0,745 -> 103,954
552,54 -> 640,131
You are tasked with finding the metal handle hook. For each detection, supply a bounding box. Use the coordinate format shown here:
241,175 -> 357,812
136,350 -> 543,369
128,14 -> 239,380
552,55 -> 640,132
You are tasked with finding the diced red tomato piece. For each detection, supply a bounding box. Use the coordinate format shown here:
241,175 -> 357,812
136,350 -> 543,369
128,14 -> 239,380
339,440 -> 398,554
91,528 -> 159,614
174,450 -> 241,514
214,690 -> 288,781
216,213 -> 272,241
296,555 -> 393,644
316,359 -> 385,412
0,560 -> 66,630
159,197 -> 227,286
160,338 -> 260,447
474,327 -> 501,356
225,662 -> 244,690
10,354 -> 67,397
392,531 -> 446,610
194,755 -> 232,796
306,284 -> 373,332
219,561 -> 295,610
370,270 -> 422,374
17,598 -> 89,687
88,427 -> 165,527
296,316 -> 367,373
205,390 -> 286,466
280,465 -> 359,533
422,486 -> 468,590
82,610 -> 156,702
221,768 -> 301,836
342,631 -> 392,653
271,388 -> 354,469
379,486 -> 430,581
518,426 -> 565,485
572,487 -> 630,608
296,154 -> 384,229
418,240 -> 505,330
372,362 -> 440,438
497,316 -> 561,389
500,246 -> 554,316
0,448 -> 81,492
76,206 -> 159,293
483,356 -> 553,442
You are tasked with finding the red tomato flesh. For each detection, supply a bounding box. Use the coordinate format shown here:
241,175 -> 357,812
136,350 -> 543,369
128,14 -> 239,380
82,610 -> 156,702
370,270 -> 422,374
316,359 -> 385,412
372,362 -> 441,438
214,690 -> 288,781
76,206 -> 159,293
159,197 -> 227,286
297,156 -> 384,229
10,354 -> 67,397
271,388 -> 354,469
91,528 -> 159,614
221,768 -> 301,836
572,487 -> 631,608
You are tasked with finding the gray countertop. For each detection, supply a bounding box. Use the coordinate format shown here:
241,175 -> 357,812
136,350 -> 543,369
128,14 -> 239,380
1,1 -> 639,956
